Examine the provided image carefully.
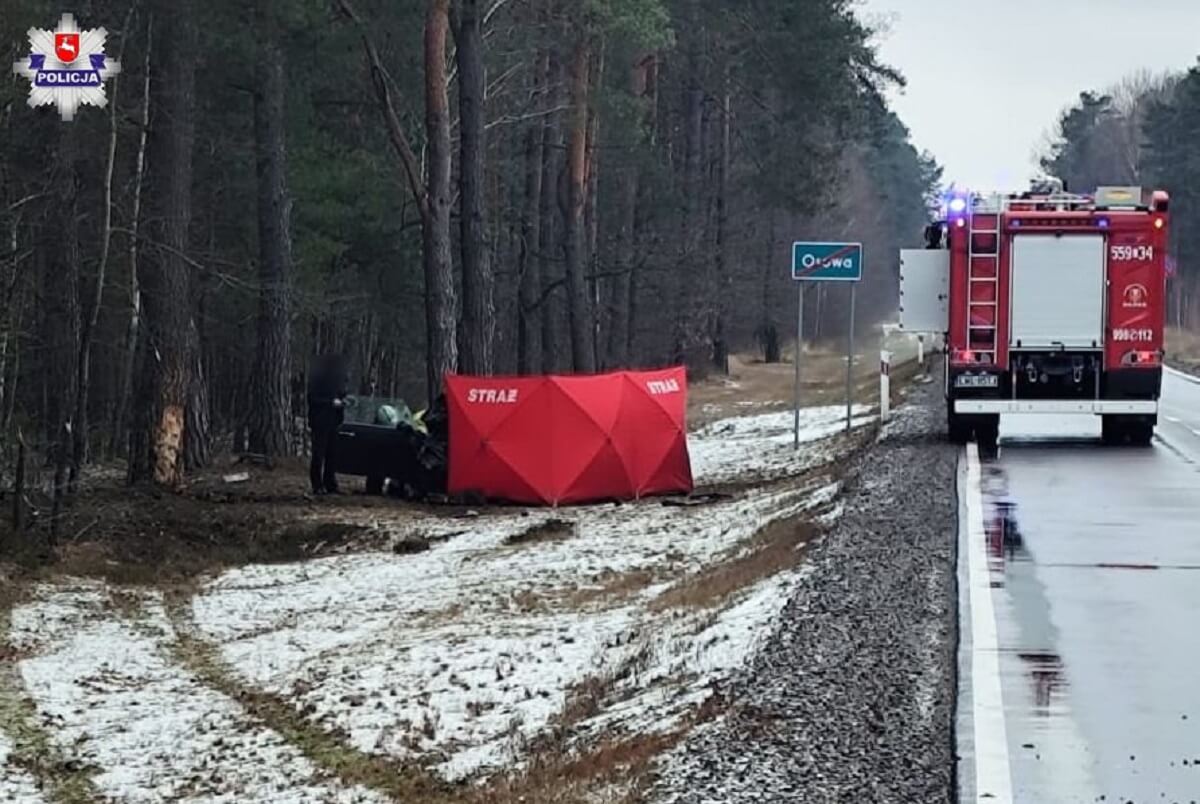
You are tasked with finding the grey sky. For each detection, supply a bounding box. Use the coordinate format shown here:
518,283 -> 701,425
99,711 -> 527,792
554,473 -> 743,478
859,0 -> 1200,191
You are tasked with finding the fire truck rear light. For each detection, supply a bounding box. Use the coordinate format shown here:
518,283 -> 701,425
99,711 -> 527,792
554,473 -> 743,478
948,197 -> 968,214
1097,218 -> 1110,228
1155,218 -> 1165,229
955,219 -> 966,228
951,349 -> 976,364
1122,350 -> 1162,366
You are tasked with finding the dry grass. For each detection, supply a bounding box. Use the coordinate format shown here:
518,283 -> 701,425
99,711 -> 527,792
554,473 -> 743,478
469,729 -> 683,804
1167,326 -> 1200,374
467,641 -> 686,804
649,516 -> 815,613
504,519 -> 576,547
690,336 -> 922,430
565,568 -> 659,608
502,567 -> 660,616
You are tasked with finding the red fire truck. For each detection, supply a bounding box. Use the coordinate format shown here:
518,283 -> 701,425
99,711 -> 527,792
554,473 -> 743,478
900,183 -> 1169,447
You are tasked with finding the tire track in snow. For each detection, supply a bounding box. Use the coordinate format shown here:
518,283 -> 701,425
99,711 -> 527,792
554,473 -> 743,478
0,591 -> 99,803
7,584 -> 397,804
161,592 -> 449,802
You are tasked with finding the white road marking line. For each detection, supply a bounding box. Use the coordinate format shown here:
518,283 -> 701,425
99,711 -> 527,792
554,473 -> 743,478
1165,366 -> 1200,385
966,443 -> 1013,803
1164,415 -> 1181,423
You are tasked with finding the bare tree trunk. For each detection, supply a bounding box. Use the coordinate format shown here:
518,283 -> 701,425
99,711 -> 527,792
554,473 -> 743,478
48,124 -> 82,537
759,213 -> 780,363
71,10 -> 132,487
563,36 -> 595,373
10,430 -> 26,539
136,0 -> 198,488
517,49 -> 548,374
539,49 -> 564,374
0,214 -> 18,426
455,0 -> 494,375
711,61 -> 732,374
2,278 -> 24,435
585,45 -> 604,370
248,0 -> 294,457
425,0 -> 458,401
109,16 -> 152,459
185,331 -> 212,470
674,54 -> 704,367
607,54 -> 653,370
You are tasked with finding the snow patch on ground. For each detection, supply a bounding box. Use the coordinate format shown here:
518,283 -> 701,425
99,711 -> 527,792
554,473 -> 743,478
192,474 -> 837,780
690,404 -> 873,485
578,566 -> 814,741
181,406 -> 862,780
9,584 -> 390,804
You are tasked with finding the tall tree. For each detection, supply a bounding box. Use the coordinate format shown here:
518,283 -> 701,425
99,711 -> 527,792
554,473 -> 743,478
72,8 -> 133,486
538,48 -> 565,374
424,0 -> 458,396
456,0 -> 495,375
563,35 -> 595,372
248,0 -> 295,457
337,0 -> 458,403
109,14 -> 153,458
48,124 -> 81,534
517,46 -> 549,374
136,0 -> 199,487
712,59 -> 732,374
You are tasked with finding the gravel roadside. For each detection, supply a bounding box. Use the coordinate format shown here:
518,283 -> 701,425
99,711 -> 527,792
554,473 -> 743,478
652,370 -> 958,804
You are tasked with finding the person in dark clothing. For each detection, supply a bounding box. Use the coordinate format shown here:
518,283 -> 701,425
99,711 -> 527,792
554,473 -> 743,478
307,353 -> 348,494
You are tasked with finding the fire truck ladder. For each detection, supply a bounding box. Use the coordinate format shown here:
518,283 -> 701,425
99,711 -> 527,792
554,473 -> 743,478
967,214 -> 999,364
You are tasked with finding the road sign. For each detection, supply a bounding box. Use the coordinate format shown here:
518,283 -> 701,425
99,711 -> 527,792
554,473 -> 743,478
792,241 -> 863,282
791,240 -> 863,448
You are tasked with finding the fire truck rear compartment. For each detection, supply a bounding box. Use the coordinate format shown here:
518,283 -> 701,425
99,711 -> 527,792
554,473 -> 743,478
1009,234 -> 1106,350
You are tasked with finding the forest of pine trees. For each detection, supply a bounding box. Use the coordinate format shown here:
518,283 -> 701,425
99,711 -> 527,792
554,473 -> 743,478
0,0 -> 940,493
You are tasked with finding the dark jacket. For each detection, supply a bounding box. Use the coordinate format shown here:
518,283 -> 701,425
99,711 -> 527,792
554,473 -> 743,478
307,358 -> 347,428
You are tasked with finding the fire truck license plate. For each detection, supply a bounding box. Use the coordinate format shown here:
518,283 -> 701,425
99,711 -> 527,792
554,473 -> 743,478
955,374 -> 998,389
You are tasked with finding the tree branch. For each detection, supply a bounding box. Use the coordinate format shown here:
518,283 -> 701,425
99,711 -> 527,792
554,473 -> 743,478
334,0 -> 430,224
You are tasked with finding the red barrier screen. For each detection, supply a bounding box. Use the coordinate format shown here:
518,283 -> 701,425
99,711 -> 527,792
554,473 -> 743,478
446,368 -> 693,505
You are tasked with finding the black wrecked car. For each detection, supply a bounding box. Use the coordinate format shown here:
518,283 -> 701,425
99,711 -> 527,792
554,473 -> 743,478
332,395 -> 447,496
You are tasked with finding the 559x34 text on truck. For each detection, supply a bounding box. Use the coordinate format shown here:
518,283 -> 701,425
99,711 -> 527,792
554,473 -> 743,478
900,184 -> 1169,448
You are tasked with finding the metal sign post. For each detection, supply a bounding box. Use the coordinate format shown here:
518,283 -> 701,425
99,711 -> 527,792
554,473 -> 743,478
846,284 -> 856,431
793,283 -> 805,449
791,242 -> 863,448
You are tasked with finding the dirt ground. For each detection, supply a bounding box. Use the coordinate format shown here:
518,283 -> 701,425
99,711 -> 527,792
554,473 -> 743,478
688,331 -> 925,428
0,458 -> 443,586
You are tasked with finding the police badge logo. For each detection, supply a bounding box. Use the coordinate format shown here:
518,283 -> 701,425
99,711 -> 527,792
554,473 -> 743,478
12,14 -> 122,121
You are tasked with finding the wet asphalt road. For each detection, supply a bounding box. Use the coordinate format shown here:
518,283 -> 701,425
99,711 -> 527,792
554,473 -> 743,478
959,368 -> 1200,803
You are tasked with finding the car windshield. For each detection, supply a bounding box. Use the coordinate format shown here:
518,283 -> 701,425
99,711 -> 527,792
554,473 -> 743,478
341,395 -> 413,427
